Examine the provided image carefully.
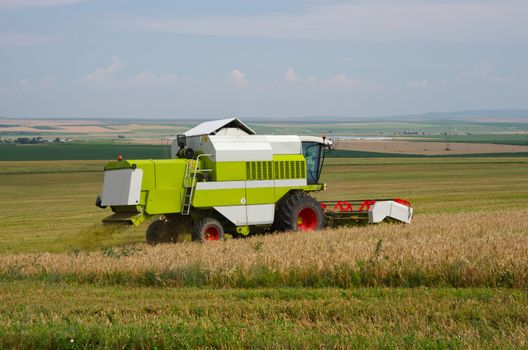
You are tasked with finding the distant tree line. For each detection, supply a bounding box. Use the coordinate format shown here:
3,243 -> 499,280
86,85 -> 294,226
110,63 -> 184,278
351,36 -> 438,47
0,136 -> 72,144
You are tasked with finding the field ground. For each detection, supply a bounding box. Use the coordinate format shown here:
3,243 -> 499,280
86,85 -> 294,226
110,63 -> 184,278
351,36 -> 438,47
335,140 -> 528,155
0,283 -> 526,349
409,133 -> 528,146
1,157 -> 527,348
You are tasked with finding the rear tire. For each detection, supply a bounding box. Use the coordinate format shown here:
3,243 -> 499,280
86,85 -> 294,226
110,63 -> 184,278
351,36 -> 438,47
192,217 -> 224,243
274,192 -> 325,232
146,219 -> 178,245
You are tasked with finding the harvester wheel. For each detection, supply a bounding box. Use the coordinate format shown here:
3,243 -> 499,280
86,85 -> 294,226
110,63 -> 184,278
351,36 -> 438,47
146,219 -> 178,245
274,192 -> 325,232
192,218 -> 224,242
165,214 -> 194,238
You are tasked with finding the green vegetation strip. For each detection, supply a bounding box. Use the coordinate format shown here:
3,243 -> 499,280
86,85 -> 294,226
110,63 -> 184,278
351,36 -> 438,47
0,282 -> 526,349
0,143 -> 169,161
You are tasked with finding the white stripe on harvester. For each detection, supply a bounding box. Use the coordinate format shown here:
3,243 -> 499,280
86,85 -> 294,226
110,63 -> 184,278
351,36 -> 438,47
196,178 -> 307,190
196,181 -> 245,190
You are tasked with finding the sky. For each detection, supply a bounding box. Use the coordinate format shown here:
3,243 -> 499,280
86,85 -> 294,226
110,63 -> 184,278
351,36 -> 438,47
0,0 -> 527,119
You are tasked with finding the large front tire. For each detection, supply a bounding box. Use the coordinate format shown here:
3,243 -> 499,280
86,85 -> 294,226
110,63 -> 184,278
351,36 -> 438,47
192,218 -> 224,243
274,192 -> 325,232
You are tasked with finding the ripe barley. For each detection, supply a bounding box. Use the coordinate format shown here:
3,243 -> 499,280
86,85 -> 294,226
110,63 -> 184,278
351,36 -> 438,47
0,209 -> 527,288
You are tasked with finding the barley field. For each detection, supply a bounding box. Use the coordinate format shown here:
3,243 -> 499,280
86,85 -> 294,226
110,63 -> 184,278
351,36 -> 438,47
1,157 -> 527,348
1,210 -> 528,289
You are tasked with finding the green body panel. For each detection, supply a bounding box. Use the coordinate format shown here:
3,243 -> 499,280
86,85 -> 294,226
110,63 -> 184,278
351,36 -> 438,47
193,188 -> 246,207
274,187 -> 291,203
215,162 -> 246,181
144,160 -> 187,214
146,189 -> 181,214
246,187 -> 275,205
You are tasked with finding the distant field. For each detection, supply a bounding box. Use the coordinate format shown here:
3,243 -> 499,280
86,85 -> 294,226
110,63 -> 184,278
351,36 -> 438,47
335,140 -> 528,155
410,133 -> 528,146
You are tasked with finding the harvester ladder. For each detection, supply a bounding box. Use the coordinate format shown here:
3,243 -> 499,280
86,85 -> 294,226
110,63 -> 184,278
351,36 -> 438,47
181,153 -> 212,215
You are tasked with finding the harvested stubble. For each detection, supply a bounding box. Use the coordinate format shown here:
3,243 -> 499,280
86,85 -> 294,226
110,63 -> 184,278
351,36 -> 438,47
1,209 -> 527,288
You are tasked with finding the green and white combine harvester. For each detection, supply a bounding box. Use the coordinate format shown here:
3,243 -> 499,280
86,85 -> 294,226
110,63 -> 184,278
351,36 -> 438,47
96,118 -> 413,243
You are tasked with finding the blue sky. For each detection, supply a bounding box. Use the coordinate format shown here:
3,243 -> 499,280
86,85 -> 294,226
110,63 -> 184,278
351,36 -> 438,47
0,0 -> 527,119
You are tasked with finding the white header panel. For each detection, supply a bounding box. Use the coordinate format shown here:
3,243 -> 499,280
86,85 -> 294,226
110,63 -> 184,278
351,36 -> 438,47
101,168 -> 143,206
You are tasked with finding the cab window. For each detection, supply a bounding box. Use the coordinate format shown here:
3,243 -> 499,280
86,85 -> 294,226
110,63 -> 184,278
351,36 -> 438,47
302,141 -> 324,184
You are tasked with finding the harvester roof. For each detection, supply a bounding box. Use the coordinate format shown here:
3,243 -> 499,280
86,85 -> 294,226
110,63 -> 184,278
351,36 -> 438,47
184,118 -> 255,137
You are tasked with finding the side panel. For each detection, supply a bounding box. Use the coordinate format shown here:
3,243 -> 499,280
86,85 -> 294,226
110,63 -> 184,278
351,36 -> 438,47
144,160 -> 186,215
274,178 -> 307,202
145,190 -> 182,214
215,162 -> 247,181
246,204 -> 275,225
213,204 -> 275,226
101,169 -> 143,206
245,180 -> 275,205
214,206 -> 247,225
193,181 -> 246,207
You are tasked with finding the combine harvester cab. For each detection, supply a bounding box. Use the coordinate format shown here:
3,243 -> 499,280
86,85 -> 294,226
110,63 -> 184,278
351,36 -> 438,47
96,118 -> 413,244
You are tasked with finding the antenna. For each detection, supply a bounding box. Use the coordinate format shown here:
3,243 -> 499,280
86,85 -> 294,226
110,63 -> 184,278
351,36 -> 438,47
444,132 -> 451,151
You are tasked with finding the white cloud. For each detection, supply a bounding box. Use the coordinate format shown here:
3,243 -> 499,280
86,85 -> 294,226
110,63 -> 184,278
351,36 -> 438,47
284,67 -> 299,82
456,60 -> 513,84
82,56 -> 125,82
318,73 -> 361,89
130,71 -> 180,84
108,1 -> 528,43
80,57 -> 193,88
0,0 -> 88,8
407,60 -> 513,89
0,32 -> 60,48
1,77 -> 54,93
230,69 -> 247,87
407,79 -> 448,89
290,71 -> 377,90
121,70 -> 195,88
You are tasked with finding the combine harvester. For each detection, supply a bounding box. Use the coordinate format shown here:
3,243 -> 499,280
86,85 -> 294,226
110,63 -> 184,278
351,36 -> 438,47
96,118 -> 413,244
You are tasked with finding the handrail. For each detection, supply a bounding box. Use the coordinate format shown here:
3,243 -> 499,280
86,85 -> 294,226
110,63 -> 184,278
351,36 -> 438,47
181,153 -> 212,215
